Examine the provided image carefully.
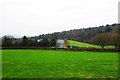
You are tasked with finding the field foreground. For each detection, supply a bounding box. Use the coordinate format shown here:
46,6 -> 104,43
2,50 -> 118,78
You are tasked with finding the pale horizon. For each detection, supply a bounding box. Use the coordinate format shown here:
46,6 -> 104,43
0,0 -> 119,38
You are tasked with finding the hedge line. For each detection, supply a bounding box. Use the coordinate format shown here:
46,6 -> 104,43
1,47 -> 119,52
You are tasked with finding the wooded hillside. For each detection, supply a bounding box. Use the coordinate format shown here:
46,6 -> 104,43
35,23 -> 119,43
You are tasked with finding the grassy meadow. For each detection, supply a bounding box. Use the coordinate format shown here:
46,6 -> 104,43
2,50 -> 118,78
68,40 -> 115,48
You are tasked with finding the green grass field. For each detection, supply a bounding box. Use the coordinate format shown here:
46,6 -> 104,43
2,50 -> 118,78
68,40 -> 115,48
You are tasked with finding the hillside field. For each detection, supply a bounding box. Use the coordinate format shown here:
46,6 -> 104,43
2,50 -> 118,78
68,40 -> 115,48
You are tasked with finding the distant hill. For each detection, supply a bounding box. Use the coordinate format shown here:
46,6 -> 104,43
32,23 -> 119,43
1,23 -> 119,48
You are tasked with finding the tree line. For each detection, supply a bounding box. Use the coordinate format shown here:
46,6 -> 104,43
1,33 -> 57,47
90,33 -> 120,48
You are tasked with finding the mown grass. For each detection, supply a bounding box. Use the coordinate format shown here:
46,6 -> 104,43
68,40 -> 115,48
2,50 -> 118,78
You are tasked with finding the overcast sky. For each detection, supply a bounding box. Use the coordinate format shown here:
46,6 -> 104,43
0,0 -> 119,38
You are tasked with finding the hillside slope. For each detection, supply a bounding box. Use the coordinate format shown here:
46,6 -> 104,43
68,40 -> 115,48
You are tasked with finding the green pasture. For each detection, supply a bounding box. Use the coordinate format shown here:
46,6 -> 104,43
68,40 -> 115,48
2,50 -> 118,78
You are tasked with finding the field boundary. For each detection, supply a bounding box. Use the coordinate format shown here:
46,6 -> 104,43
1,47 -> 119,52
1,78 -> 119,80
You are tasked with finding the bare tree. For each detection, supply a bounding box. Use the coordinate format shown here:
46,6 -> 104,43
91,33 -> 111,48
